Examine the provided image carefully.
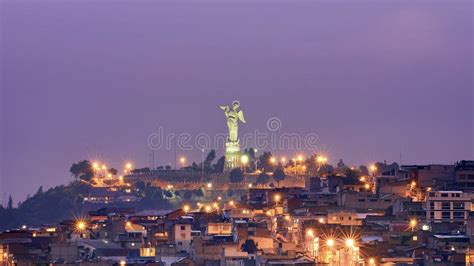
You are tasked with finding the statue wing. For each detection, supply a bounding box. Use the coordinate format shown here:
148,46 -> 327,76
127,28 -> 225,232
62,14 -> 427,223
238,110 -> 246,123
219,105 -> 228,111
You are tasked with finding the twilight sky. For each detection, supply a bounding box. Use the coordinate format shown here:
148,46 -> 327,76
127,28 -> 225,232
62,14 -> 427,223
1,0 -> 473,203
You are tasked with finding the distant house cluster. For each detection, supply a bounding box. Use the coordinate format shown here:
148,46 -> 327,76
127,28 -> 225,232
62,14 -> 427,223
1,160 -> 474,265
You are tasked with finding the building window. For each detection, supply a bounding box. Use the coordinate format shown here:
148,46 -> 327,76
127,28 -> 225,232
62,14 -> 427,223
358,199 -> 366,202
180,225 -> 186,230
442,212 -> 451,219
442,202 -> 451,210
440,193 -> 449,197
453,212 -> 465,219
430,202 -> 435,209
453,202 -> 464,209
430,212 -> 435,219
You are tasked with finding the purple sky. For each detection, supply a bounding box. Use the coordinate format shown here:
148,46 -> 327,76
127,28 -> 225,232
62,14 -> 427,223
1,0 -> 473,203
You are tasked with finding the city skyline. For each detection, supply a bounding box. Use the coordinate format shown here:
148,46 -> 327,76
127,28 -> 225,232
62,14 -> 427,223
2,0 -> 473,202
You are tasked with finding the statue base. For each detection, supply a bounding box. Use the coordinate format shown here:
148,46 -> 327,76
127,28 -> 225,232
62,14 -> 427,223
224,141 -> 241,171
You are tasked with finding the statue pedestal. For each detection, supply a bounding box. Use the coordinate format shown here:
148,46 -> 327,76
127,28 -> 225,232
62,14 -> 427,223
224,141 -> 241,171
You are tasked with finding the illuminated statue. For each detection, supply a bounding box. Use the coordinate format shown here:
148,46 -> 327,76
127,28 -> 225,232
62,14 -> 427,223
220,100 -> 246,170
220,100 -> 246,143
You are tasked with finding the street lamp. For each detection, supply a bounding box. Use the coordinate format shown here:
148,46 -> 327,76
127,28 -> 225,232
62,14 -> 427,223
345,238 -> 355,248
326,238 -> 335,247
306,229 -> 314,238
316,155 -> 327,164
75,220 -> 87,233
207,182 -> 212,189
270,157 -> 276,164
370,164 -> 377,172
297,155 -> 304,163
180,157 -> 186,167
409,219 -> 417,231
274,194 -> 281,203
183,205 -> 190,213
241,154 -> 249,173
368,258 -> 376,265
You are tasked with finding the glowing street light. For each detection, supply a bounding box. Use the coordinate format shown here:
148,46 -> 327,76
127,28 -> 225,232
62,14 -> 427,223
207,182 -> 212,189
75,220 -> 87,232
368,258 -> 376,265
274,194 -> 281,203
183,205 -> 190,213
241,154 -> 249,173
180,157 -> 186,167
270,157 -> 276,164
101,164 -> 107,170
281,157 -> 286,164
241,154 -> 249,164
92,162 -> 99,169
125,162 -> 133,170
205,205 -> 212,213
316,155 -> 328,164
370,164 -> 377,172
345,238 -> 355,248
297,155 -> 304,162
229,200 -> 235,207
326,238 -> 335,247
409,219 -> 417,231
306,229 -> 314,238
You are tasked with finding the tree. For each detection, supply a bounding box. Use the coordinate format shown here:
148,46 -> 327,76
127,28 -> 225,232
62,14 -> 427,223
69,160 -> 94,181
258,152 -> 274,172
7,195 -> 13,209
241,239 -> 258,254
204,150 -> 216,172
36,186 -> 43,195
108,168 -> 118,175
194,188 -> 205,197
359,165 -> 369,176
256,173 -> 270,185
273,168 -> 286,187
229,168 -> 244,183
213,156 -> 225,173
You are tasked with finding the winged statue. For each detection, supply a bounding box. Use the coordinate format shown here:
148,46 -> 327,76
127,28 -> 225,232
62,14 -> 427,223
220,100 -> 246,143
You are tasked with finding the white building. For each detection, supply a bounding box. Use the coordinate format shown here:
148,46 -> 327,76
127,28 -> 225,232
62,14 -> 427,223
426,191 -> 471,224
